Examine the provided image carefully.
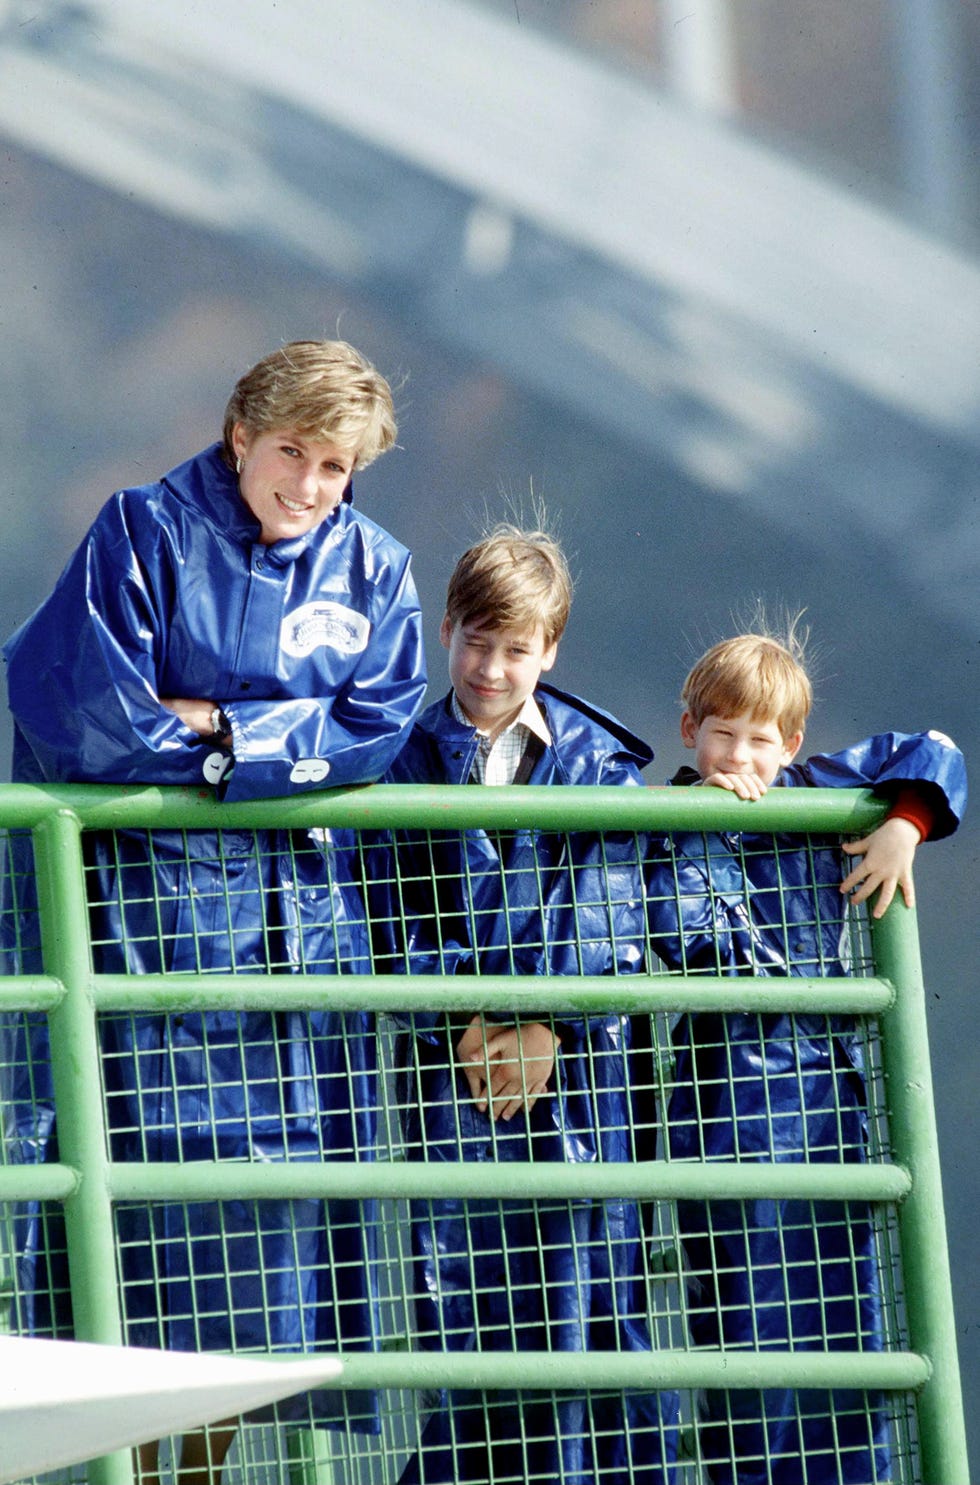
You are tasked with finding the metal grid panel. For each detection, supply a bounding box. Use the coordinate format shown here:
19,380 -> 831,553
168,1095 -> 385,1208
0,788 -> 962,1483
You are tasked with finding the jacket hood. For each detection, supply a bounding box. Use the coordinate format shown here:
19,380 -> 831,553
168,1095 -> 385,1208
160,442 -> 355,562
161,442 -> 256,542
536,682 -> 653,770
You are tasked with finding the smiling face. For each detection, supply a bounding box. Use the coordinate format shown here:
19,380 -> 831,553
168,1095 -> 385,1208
231,423 -> 357,545
681,709 -> 803,789
440,615 -> 557,740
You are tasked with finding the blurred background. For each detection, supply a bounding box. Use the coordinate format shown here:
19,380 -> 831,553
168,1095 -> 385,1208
0,0 -> 977,1468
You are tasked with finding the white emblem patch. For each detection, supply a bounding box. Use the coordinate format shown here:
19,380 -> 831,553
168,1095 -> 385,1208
282,601 -> 370,657
290,758 -> 331,784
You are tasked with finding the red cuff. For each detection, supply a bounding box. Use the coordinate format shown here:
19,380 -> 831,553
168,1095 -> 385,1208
886,787 -> 934,842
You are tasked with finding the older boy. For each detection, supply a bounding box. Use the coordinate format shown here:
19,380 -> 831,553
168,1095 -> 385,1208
383,525 -> 677,1484
645,630 -> 966,1485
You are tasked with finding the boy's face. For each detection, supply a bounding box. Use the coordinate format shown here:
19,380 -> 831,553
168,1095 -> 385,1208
681,709 -> 803,789
440,615 -> 557,740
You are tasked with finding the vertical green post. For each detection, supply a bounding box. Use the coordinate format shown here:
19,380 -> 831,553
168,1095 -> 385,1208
286,1427 -> 339,1484
34,811 -> 135,1485
872,900 -> 968,1484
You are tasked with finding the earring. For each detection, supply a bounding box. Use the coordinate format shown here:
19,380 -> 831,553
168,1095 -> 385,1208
236,455 -> 244,475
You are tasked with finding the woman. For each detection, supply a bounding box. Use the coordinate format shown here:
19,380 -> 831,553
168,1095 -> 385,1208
2,340 -> 427,1480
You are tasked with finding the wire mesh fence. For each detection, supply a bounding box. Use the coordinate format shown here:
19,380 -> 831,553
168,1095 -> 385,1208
0,784 -> 965,1484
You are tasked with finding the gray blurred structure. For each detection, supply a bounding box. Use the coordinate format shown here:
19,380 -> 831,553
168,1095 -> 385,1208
0,0 -> 977,637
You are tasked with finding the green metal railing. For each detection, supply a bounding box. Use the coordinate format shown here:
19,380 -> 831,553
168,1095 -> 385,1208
0,782 -> 968,1484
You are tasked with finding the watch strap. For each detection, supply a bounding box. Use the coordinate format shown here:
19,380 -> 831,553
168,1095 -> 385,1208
209,706 -> 231,742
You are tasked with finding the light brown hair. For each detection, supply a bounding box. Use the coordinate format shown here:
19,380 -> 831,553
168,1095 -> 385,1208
682,630 -> 812,740
445,524 -> 573,646
222,340 -> 396,469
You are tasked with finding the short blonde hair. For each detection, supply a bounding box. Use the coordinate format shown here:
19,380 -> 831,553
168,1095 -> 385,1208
222,340 -> 396,469
682,631 -> 812,739
445,524 -> 573,647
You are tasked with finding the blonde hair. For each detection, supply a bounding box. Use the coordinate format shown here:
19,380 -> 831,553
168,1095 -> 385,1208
445,524 -> 573,646
682,628 -> 812,739
222,340 -> 396,469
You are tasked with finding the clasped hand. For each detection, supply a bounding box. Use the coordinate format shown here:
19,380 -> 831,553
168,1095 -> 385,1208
455,1014 -> 560,1122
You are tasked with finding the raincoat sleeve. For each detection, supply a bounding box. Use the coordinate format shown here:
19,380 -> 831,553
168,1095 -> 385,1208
3,498 -> 215,787
788,729 -> 967,840
220,548 -> 426,801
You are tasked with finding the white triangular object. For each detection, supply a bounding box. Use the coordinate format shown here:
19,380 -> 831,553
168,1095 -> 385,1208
0,1336 -> 343,1482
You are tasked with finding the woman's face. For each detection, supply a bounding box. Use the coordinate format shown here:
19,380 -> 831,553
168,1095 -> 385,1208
231,423 -> 357,545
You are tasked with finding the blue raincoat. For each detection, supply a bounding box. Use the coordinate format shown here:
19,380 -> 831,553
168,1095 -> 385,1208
645,730 -> 967,1485
1,443 -> 426,1424
381,685 -> 678,1484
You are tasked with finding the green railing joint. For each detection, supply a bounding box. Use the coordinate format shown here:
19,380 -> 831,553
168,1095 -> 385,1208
0,1162 -> 80,1201
0,976 -> 65,1012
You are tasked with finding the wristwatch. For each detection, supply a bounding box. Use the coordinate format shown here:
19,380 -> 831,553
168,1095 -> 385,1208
209,706 -> 232,744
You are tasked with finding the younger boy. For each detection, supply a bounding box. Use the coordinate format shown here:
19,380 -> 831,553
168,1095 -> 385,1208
384,525 -> 677,1485
645,630 -> 966,1485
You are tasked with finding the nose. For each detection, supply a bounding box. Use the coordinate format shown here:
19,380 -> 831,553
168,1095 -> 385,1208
298,467 -> 321,499
727,738 -> 751,766
478,649 -> 503,679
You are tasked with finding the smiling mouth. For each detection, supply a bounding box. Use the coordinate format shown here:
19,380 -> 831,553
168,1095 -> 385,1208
276,492 -> 312,514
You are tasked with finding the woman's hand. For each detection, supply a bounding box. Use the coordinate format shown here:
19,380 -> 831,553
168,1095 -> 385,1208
455,1014 -> 560,1121
160,697 -> 231,745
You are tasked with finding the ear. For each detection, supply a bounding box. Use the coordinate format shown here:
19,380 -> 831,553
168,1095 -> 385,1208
439,613 -> 454,650
539,641 -> 558,674
680,711 -> 698,750
231,422 -> 250,460
781,729 -> 805,766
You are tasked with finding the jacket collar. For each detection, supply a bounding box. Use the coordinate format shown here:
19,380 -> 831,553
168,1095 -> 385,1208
422,683 -> 652,774
161,442 -> 351,562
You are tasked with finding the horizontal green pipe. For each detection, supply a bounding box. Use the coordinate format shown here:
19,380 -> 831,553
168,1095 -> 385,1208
89,972 -> 895,1016
0,782 -> 887,835
110,1158 -> 911,1205
279,1347 -> 931,1394
0,976 -> 65,1011
0,1163 -> 79,1201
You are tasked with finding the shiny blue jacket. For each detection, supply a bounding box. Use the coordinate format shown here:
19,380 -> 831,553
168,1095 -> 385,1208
2,444 -> 426,1393
383,687 -> 678,1485
644,729 -> 966,1485
384,683 -> 652,984
5,442 -> 425,800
